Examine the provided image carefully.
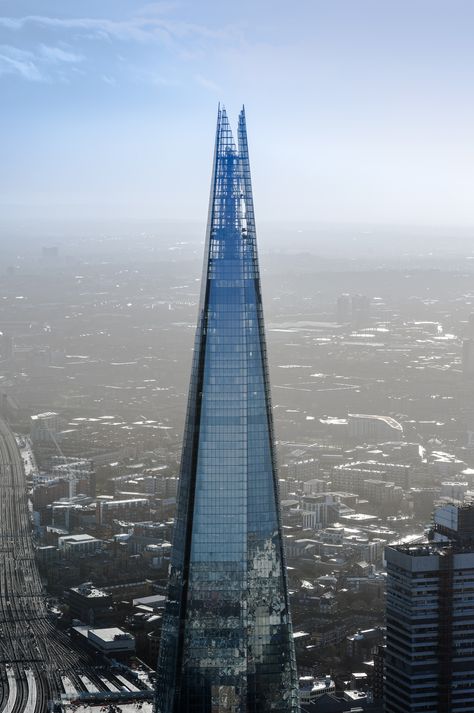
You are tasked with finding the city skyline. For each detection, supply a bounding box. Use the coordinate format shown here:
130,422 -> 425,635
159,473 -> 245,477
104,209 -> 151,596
2,3 -> 474,712
1,0 -> 474,227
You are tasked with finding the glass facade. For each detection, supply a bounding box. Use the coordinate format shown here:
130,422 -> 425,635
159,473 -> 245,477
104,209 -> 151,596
156,107 -> 300,713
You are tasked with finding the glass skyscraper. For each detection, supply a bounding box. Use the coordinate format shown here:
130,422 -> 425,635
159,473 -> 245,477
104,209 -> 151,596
156,107 -> 300,713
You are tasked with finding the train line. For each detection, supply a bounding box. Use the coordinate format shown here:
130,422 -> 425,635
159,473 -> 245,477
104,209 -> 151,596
0,417 -> 153,712
0,419 -> 94,711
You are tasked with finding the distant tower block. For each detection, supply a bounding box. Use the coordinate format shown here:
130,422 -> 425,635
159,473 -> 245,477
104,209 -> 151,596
337,293 -> 351,323
462,339 -> 474,377
0,332 -> 13,360
30,411 -> 61,446
42,246 -> 59,258
468,313 -> 474,338
351,293 -> 370,323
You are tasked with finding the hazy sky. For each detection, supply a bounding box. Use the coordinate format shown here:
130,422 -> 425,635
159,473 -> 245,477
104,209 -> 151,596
1,0 -> 473,227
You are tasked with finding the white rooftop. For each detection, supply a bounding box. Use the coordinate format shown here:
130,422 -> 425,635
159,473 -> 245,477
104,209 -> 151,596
63,705 -> 152,713
90,627 -> 133,642
31,411 -> 59,420
133,594 -> 166,607
348,413 -> 403,430
60,534 -> 96,543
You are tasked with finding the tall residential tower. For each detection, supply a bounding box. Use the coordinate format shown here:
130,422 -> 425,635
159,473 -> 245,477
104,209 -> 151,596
156,107 -> 299,713
385,502 -> 474,712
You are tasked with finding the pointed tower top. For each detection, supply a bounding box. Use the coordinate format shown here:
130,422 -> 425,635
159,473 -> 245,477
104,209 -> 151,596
215,104 -> 235,154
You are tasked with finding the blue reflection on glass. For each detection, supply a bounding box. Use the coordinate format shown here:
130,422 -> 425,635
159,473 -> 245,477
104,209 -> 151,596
156,107 -> 300,713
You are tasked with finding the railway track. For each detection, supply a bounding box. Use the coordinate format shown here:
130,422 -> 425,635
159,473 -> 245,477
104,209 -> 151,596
0,418 -> 93,712
0,418 -> 153,712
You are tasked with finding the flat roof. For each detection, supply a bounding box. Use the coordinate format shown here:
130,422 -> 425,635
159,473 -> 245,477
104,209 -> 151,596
63,705 -> 152,713
348,413 -> 403,431
102,498 -> 149,507
59,534 -> 96,543
90,627 -> 133,642
132,594 -> 166,607
70,583 -> 109,598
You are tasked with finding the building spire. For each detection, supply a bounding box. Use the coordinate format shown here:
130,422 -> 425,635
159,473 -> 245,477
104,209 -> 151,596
156,107 -> 300,713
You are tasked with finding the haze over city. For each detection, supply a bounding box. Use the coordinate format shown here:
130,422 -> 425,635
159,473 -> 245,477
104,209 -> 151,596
1,0 -> 474,232
1,2 -> 474,713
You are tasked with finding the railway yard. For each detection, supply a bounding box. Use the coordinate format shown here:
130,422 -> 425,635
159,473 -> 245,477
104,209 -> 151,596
0,417 -> 153,712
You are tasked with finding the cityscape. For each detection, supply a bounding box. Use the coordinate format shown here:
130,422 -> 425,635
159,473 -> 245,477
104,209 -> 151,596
1,1 -> 474,712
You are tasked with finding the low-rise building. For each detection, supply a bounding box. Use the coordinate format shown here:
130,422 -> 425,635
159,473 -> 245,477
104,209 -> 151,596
69,582 -> 113,625
58,534 -> 103,558
96,497 -> 151,525
348,414 -> 403,442
299,676 -> 335,705
73,625 -> 135,656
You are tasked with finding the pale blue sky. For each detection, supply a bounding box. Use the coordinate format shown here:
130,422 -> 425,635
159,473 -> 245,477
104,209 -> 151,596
1,0 -> 473,226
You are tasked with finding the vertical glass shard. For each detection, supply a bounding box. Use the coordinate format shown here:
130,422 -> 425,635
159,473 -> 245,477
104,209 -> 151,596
156,107 -> 300,713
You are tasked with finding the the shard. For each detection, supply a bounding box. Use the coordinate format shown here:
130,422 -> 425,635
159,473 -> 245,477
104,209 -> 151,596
156,107 -> 300,713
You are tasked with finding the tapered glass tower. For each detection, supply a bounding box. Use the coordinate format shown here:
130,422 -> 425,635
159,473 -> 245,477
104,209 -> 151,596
156,107 -> 299,713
